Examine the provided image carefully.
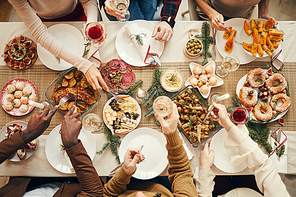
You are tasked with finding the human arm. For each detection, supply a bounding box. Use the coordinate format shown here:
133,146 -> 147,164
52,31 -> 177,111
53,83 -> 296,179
61,106 -> 103,196
0,107 -> 57,164
194,0 -> 227,31
258,0 -> 278,25
8,0 -> 107,91
103,148 -> 142,196
193,139 -> 215,197
151,0 -> 181,42
211,103 -> 289,196
155,104 -> 198,196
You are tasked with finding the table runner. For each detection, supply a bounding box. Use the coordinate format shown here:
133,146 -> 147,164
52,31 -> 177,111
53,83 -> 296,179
0,21 -> 296,177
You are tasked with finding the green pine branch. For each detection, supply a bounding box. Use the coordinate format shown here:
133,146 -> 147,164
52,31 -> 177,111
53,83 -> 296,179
195,22 -> 213,64
97,125 -> 121,164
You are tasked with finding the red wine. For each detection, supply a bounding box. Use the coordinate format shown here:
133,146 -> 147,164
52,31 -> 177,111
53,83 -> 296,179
88,26 -> 103,40
232,109 -> 246,122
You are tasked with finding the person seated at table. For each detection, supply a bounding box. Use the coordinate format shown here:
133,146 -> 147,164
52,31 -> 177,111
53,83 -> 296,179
0,106 -> 104,196
194,0 -> 277,31
8,0 -> 108,91
194,102 -> 290,196
102,0 -> 181,42
103,103 -> 198,196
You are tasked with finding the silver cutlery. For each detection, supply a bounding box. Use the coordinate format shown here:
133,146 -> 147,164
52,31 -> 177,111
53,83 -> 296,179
57,94 -> 73,107
109,145 -> 145,176
216,18 -> 244,45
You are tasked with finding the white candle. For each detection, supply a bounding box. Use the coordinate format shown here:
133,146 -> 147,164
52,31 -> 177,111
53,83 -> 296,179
29,100 -> 44,109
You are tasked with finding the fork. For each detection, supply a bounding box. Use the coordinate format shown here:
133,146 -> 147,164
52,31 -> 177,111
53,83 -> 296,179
109,145 -> 145,176
109,91 -> 125,103
57,94 -> 73,107
216,18 -> 244,45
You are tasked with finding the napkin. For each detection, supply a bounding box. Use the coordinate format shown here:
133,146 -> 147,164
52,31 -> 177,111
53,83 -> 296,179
268,128 -> 288,173
125,23 -> 160,65
272,49 -> 284,70
286,131 -> 296,173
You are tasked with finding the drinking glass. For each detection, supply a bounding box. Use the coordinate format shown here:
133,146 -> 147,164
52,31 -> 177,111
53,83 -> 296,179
111,0 -> 130,22
209,93 -> 221,104
230,107 -> 250,124
85,22 -> 105,46
216,55 -> 240,77
153,96 -> 173,117
82,113 -> 104,133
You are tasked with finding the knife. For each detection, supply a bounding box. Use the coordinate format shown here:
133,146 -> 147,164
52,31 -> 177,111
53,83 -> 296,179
73,88 -> 78,114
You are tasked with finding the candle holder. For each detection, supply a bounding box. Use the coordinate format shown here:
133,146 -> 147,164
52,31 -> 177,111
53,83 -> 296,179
135,88 -> 148,104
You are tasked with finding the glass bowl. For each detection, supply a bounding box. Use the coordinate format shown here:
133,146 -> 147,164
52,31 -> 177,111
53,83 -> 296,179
45,67 -> 101,117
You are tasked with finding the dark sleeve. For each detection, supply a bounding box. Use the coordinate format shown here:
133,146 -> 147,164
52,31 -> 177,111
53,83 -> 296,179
0,132 -> 26,164
161,0 -> 182,19
66,141 -> 103,197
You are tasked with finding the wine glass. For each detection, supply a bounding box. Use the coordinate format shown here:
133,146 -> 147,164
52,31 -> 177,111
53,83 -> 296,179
209,93 -> 221,104
111,0 -> 130,22
230,107 -> 250,124
216,55 -> 240,77
82,113 -> 104,133
85,22 -> 105,46
153,96 -> 173,117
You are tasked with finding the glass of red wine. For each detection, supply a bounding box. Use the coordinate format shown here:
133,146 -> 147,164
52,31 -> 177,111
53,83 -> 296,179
85,22 -> 105,46
230,107 -> 250,124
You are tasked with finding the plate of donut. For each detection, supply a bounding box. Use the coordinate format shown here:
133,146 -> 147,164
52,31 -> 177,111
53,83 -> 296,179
236,68 -> 291,123
0,78 -> 38,116
185,61 -> 224,98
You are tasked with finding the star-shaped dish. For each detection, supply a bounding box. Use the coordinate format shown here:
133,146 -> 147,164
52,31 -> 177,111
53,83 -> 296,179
185,61 -> 224,98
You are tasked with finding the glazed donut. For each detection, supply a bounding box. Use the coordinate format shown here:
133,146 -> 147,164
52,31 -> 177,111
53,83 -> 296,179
247,68 -> 265,88
253,102 -> 273,121
270,93 -> 291,112
239,87 -> 258,107
265,73 -> 287,94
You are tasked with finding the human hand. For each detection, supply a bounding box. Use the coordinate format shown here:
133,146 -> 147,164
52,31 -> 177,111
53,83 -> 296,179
200,138 -> 214,169
152,21 -> 173,42
123,147 -> 143,175
211,13 -> 228,31
155,103 -> 179,134
61,106 -> 82,149
211,102 -> 234,131
20,106 -> 58,143
104,0 -> 125,18
258,15 -> 278,26
85,64 -> 108,91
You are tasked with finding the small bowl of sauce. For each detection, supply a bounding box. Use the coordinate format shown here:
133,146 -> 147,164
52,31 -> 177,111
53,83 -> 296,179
160,68 -> 183,92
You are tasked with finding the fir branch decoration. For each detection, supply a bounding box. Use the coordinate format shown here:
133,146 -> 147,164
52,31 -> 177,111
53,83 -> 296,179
97,125 -> 121,164
247,120 -> 272,154
130,33 -> 147,46
143,67 -> 170,117
108,80 -> 143,99
83,41 -> 91,56
195,22 -> 213,64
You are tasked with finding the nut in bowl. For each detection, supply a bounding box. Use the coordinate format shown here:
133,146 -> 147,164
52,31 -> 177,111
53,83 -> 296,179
185,61 -> 224,98
160,68 -> 183,92
184,38 -> 203,58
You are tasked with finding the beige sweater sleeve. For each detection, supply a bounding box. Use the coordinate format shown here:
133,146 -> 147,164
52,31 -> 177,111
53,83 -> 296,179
193,167 -> 215,197
8,0 -> 98,74
225,124 -> 290,197
165,131 -> 198,197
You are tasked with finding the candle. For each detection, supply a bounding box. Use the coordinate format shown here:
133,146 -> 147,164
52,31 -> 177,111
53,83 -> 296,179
29,100 -> 44,109
135,88 -> 148,104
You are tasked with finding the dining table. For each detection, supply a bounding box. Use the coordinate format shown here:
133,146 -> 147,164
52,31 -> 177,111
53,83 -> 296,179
0,20 -> 296,178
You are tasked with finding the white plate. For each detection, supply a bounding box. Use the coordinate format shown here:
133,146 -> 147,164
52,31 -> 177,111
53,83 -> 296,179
119,128 -> 168,180
240,19 -> 280,58
184,61 -> 224,98
210,128 -> 247,173
225,188 -> 262,197
115,20 -> 164,67
236,72 -> 288,122
216,18 -> 256,64
45,124 -> 96,174
102,95 -> 141,134
0,120 -> 37,161
37,24 -> 85,71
